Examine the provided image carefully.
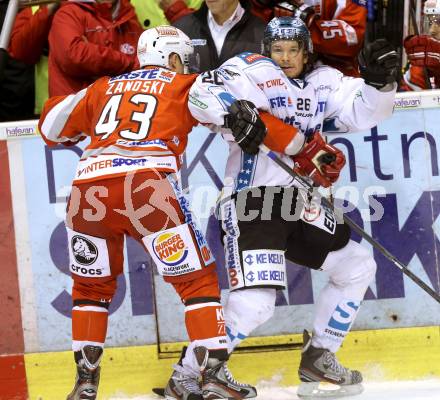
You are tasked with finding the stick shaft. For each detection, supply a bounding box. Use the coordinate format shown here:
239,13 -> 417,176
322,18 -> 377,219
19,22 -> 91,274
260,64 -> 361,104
409,0 -> 432,89
260,144 -> 440,304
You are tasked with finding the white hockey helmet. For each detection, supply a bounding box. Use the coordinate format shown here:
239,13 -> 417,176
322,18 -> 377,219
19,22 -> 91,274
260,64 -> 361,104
137,26 -> 195,73
424,0 -> 440,15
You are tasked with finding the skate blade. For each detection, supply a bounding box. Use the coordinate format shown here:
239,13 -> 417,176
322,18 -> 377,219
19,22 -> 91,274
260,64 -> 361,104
297,381 -> 364,399
202,387 -> 257,399
152,387 -> 165,397
203,389 -> 237,400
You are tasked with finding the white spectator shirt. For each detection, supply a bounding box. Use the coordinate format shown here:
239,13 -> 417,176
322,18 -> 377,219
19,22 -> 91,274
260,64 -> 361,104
189,53 -> 397,192
207,3 -> 245,56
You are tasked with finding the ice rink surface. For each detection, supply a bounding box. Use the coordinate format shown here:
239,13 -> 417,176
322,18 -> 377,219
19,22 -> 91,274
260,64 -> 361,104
109,379 -> 440,400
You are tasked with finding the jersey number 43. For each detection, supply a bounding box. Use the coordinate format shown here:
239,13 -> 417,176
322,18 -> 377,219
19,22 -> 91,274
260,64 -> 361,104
95,93 -> 158,141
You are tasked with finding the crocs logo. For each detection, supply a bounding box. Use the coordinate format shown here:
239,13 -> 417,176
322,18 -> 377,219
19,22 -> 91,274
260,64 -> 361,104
71,236 -> 98,266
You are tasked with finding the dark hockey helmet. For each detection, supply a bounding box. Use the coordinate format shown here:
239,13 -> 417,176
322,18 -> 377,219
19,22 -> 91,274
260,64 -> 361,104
262,16 -> 313,56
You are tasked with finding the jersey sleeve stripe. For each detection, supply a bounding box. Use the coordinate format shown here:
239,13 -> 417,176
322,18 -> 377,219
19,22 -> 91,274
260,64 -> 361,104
40,88 -> 87,142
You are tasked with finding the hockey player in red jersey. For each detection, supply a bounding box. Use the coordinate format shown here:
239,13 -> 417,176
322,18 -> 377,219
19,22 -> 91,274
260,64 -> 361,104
403,0 -> 440,90
38,26 -> 270,400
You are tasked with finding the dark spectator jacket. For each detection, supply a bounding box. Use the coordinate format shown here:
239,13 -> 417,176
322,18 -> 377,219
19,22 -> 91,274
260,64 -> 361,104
173,0 -> 265,72
0,0 -> 35,121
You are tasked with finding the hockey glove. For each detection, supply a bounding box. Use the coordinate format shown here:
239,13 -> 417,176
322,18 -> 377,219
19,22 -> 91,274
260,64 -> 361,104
292,132 -> 345,188
224,100 -> 267,155
358,39 -> 399,89
404,35 -> 440,72
273,2 -> 316,27
253,0 -> 281,6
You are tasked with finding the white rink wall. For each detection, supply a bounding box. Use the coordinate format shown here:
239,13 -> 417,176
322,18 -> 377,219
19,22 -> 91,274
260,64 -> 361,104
2,91 -> 440,400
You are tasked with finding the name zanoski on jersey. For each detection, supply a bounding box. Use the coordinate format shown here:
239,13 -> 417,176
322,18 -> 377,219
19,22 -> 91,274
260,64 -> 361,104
106,80 -> 165,95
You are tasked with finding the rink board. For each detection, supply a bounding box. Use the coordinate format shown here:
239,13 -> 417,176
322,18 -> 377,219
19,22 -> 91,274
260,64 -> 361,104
1,92 -> 440,353
24,326 -> 440,400
1,91 -> 440,398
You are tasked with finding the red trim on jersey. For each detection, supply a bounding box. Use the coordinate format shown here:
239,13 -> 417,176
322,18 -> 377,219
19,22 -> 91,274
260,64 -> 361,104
0,142 -> 28,398
0,355 -> 28,400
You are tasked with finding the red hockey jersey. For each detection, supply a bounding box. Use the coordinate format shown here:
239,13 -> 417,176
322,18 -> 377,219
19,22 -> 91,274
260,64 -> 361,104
39,68 -> 200,183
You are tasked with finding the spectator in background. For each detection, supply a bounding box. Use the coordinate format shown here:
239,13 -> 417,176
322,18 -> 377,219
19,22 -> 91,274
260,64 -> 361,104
0,0 -> 34,122
268,0 -> 367,77
9,3 -> 59,115
162,0 -> 367,77
171,0 -> 266,72
403,0 -> 440,90
160,0 -> 203,22
48,0 -> 143,96
131,0 -> 203,29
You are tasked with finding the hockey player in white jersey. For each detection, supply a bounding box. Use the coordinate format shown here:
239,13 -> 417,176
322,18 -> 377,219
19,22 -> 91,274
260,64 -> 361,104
183,16 -> 399,399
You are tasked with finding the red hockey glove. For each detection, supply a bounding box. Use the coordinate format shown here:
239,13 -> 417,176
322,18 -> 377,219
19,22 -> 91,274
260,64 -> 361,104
404,35 -> 440,72
292,132 -> 345,188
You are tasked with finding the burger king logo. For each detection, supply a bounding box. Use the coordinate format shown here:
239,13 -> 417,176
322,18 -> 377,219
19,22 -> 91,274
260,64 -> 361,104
152,232 -> 188,266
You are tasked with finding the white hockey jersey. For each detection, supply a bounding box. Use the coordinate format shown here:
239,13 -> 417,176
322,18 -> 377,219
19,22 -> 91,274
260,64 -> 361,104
188,52 -> 396,192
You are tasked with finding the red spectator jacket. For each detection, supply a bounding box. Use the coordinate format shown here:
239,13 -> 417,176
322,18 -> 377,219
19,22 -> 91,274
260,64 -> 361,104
48,0 -> 143,96
9,6 -> 53,64
164,0 -> 366,76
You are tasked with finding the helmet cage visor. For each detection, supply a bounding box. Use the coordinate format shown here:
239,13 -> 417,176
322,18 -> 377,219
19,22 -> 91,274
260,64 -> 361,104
187,51 -> 200,73
263,17 -> 313,56
423,14 -> 440,35
171,40 -> 195,73
263,29 -> 311,56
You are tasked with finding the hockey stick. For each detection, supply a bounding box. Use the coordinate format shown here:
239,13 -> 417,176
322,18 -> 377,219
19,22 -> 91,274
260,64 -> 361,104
0,0 -> 19,83
19,0 -> 61,6
409,0 -> 432,89
259,143 -> 440,304
152,387 -> 165,397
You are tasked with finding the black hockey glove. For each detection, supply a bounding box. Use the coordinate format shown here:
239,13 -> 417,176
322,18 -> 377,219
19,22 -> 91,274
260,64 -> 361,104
358,39 -> 399,90
253,0 -> 283,6
273,2 -> 315,26
224,100 -> 267,155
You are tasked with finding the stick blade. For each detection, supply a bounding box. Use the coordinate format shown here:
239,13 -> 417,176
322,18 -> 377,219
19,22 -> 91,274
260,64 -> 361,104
152,387 -> 165,397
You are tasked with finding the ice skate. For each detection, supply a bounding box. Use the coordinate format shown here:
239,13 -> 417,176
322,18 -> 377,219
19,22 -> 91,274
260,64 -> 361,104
66,360 -> 100,400
194,346 -> 257,399
66,345 -> 102,400
297,330 -> 363,399
164,346 -> 203,400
